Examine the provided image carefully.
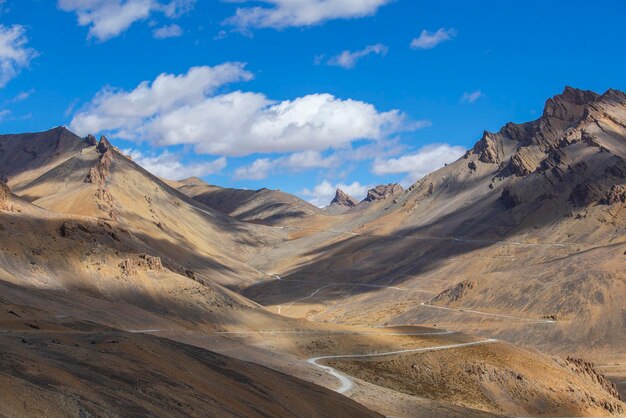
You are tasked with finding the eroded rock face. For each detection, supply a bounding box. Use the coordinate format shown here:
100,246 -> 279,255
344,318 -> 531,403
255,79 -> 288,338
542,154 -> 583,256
365,184 -> 404,202
601,185 -> 626,205
505,148 -> 539,176
330,189 -> 358,207
59,220 -> 127,243
118,254 -> 163,276
472,131 -> 502,164
498,186 -> 521,209
84,134 -> 98,147
564,357 -> 623,413
569,182 -> 604,207
431,280 -> 476,303
84,137 -> 113,187
0,181 -> 19,212
0,181 -> 8,201
543,87 -> 599,122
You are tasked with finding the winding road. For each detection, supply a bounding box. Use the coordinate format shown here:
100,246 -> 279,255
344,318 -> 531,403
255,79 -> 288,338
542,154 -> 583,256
266,273 -> 432,315
418,302 -> 559,324
308,338 -> 498,394
273,225 -> 579,248
266,273 -> 559,324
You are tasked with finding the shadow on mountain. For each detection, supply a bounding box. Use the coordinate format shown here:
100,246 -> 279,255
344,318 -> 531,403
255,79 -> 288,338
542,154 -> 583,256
240,186 -> 585,305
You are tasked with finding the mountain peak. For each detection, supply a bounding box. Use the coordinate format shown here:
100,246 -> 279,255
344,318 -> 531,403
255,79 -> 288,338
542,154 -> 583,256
180,177 -> 209,186
96,136 -> 112,154
599,88 -> 626,104
330,189 -> 358,207
364,183 -> 404,202
542,86 -> 600,121
85,134 -> 98,146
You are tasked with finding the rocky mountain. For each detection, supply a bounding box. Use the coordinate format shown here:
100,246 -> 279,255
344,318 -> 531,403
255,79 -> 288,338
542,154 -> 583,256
0,127 -> 94,190
244,87 -> 626,367
1,87 -> 624,416
363,183 -> 404,202
4,130 -> 283,287
331,189 -> 358,207
323,188 -> 359,215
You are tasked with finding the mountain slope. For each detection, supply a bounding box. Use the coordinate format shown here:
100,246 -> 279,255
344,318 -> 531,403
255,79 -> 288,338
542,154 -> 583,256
244,87 -> 626,360
0,297 -> 380,418
0,127 -> 95,190
173,177 -> 325,226
4,133 -> 284,287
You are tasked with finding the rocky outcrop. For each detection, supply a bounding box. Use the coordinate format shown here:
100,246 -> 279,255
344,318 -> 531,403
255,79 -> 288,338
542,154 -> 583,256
84,137 -> 113,187
569,182 -> 604,207
472,131 -> 502,164
364,184 -> 404,202
600,185 -> 626,205
84,134 -> 98,146
498,186 -> 521,209
0,181 -> 19,212
59,220 -> 127,243
543,87 -> 599,122
565,357 -> 622,404
118,254 -> 163,276
330,189 -> 358,207
84,136 -> 118,219
0,181 -> 9,210
431,280 -> 476,303
504,148 -> 541,177
96,135 -> 112,154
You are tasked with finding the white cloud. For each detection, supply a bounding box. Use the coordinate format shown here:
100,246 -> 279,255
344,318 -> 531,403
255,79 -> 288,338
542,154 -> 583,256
70,62 -> 253,134
57,0 -> 195,41
326,43 -> 388,69
0,25 -> 38,88
282,150 -> 338,170
4,89 -> 34,104
153,23 -> 183,38
70,63 -> 417,157
372,143 -> 465,184
124,148 -> 226,179
410,27 -> 456,49
233,158 -> 273,180
0,109 -> 10,122
460,90 -> 483,104
233,150 -> 338,180
224,0 -> 392,29
161,0 -> 195,18
301,180 -> 370,207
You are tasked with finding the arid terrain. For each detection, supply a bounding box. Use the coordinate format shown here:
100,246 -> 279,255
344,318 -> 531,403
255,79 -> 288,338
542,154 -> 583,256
0,87 -> 624,417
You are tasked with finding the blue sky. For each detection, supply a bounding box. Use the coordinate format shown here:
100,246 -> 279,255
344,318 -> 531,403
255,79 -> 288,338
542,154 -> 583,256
1,0 -> 625,206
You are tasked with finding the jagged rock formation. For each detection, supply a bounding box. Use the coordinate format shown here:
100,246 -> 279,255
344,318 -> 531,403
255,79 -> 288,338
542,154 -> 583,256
0,181 -> 20,212
118,254 -> 163,276
564,357 -> 622,404
0,181 -> 9,210
85,137 -> 113,187
601,185 -> 626,205
330,189 -> 358,207
498,186 -> 521,209
462,87 -> 626,213
471,131 -> 503,164
364,183 -> 404,202
431,280 -> 477,303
